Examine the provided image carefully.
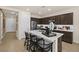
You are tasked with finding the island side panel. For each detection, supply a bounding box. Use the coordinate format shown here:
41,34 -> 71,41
58,37 -> 62,52
53,39 -> 58,52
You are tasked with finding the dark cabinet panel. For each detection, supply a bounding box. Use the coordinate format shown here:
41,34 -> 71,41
38,18 -> 49,24
43,18 -> 49,24
53,30 -> 73,44
37,19 -> 43,24
37,13 -> 73,25
55,15 -> 61,24
31,17 -> 38,21
31,17 -> 42,24
54,13 -> 73,25
63,13 -> 73,24
62,32 -> 73,43
58,37 -> 62,52
60,14 -> 65,24
54,16 -> 58,24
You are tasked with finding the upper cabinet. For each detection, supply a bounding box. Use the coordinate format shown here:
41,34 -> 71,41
37,13 -> 73,25
52,13 -> 73,25
31,17 -> 39,24
62,13 -> 73,24
31,13 -> 73,25
38,18 -> 49,24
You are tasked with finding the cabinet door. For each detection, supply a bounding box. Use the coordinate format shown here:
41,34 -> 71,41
54,15 -> 61,24
54,16 -> 58,24
31,17 -> 39,23
37,19 -> 43,24
60,14 -> 65,24
53,30 -> 73,44
63,32 -> 73,44
57,15 -> 61,24
63,13 -> 73,24
44,18 -> 49,24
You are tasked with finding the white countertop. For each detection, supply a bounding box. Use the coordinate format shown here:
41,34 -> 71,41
29,30 -> 63,42
54,29 -> 74,32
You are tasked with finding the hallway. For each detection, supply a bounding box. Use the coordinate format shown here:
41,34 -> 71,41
0,32 -> 26,52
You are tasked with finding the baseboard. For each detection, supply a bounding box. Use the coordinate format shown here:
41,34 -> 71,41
21,38 -> 25,40
73,42 -> 79,44
5,31 -> 16,34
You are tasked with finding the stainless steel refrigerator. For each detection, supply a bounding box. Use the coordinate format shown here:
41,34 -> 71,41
31,21 -> 37,30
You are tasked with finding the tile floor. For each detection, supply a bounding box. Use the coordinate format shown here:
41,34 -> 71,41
0,32 -> 27,52
62,42 -> 79,52
0,32 -> 79,52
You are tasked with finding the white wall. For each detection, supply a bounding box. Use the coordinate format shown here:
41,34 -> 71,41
42,7 -> 79,43
0,7 -> 31,40
5,14 -> 16,32
0,11 -> 3,40
17,11 -> 30,40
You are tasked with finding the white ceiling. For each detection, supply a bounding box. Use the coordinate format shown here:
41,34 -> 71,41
2,6 -> 78,18
2,9 -> 18,16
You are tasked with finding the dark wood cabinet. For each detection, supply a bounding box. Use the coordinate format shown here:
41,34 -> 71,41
38,18 -> 49,24
53,30 -> 73,44
31,17 -> 39,23
63,13 -> 73,24
31,13 -> 73,25
62,32 -> 73,44
53,13 -> 73,25
36,13 -> 73,25
60,14 -> 64,24
55,15 -> 61,24
37,19 -> 42,24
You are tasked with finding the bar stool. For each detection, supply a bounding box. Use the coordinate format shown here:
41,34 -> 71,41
24,32 -> 30,50
30,34 -> 38,52
37,38 -> 53,52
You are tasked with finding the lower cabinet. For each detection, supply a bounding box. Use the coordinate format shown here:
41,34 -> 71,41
54,30 -> 73,44
62,32 -> 73,44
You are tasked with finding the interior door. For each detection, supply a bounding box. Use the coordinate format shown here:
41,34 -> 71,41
6,16 -> 16,32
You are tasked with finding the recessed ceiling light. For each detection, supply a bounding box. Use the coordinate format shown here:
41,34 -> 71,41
26,8 -> 30,11
48,8 -> 52,11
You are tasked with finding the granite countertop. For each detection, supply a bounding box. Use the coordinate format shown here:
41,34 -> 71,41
29,30 -> 63,42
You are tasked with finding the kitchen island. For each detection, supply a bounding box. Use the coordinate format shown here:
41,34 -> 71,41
29,30 -> 63,52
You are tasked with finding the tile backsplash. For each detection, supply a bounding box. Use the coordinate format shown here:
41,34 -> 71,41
37,24 -> 74,32
55,25 -> 74,31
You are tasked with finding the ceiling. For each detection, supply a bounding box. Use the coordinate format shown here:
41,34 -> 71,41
2,9 -> 18,16
2,6 -> 78,18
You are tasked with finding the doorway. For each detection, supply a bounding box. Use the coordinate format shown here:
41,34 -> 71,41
5,15 -> 16,32
0,9 -> 18,40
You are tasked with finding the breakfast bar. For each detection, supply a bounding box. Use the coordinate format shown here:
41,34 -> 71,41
29,30 -> 63,52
